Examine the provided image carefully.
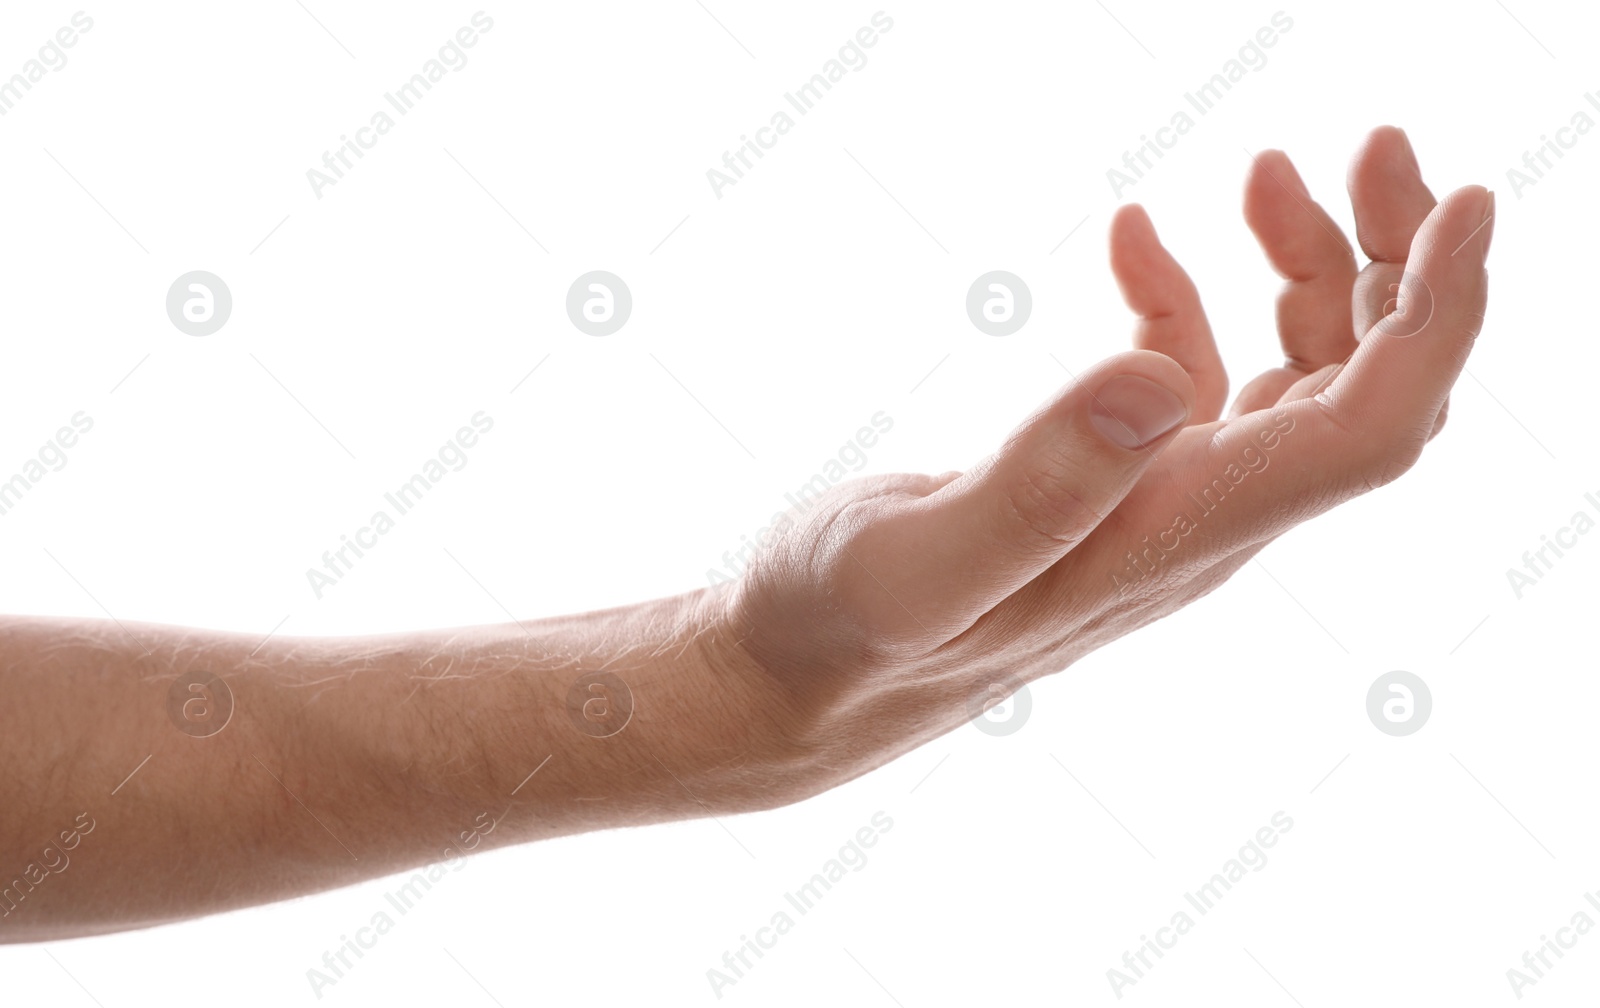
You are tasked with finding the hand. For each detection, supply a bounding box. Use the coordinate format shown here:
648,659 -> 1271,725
721,126 -> 1493,796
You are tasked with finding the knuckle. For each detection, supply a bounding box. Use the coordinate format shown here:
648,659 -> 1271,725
1002,464 -> 1102,548
1314,398 -> 1428,492
1354,430 -> 1427,491
819,503 -> 931,663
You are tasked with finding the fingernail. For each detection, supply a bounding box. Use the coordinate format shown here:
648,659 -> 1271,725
1482,190 -> 1496,261
1089,375 -> 1189,450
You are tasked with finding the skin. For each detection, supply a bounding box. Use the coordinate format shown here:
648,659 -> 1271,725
0,127 -> 1491,942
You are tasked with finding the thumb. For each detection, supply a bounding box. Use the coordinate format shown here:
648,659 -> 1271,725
866,350 -> 1192,639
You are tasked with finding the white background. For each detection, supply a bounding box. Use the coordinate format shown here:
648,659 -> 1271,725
0,1 -> 1595,1004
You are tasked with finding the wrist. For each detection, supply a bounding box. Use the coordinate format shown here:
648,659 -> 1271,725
384,589 -> 821,841
603,585 -> 828,817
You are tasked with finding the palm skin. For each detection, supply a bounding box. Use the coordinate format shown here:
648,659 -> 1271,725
720,126 -> 1492,800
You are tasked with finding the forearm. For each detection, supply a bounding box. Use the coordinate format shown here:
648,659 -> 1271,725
0,588 -> 790,942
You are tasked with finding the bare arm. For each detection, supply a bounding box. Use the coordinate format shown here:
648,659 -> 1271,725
0,127 -> 1491,943
0,592 -> 788,942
